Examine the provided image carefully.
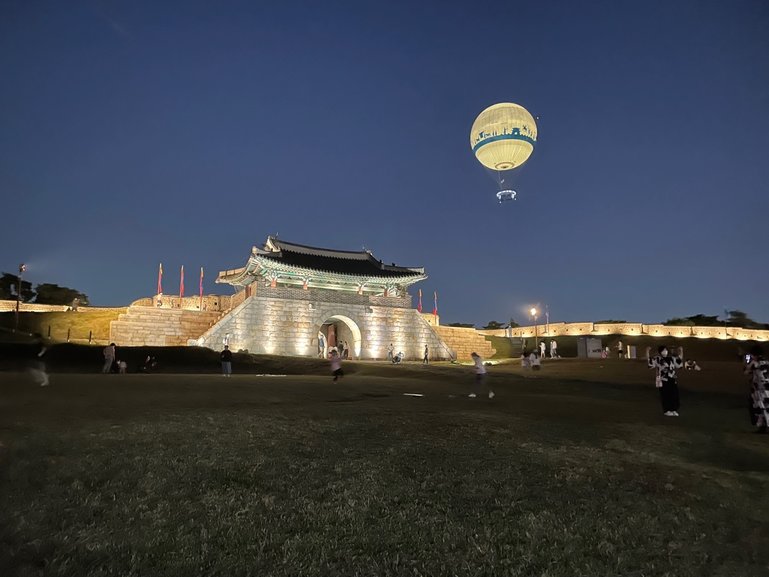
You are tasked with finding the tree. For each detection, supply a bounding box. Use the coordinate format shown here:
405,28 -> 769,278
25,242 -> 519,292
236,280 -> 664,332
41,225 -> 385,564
663,317 -> 696,326
0,272 -> 35,302
482,321 -> 506,330
686,314 -> 721,326
34,283 -> 90,306
447,322 -> 475,328
509,318 -> 520,328
724,310 -> 761,328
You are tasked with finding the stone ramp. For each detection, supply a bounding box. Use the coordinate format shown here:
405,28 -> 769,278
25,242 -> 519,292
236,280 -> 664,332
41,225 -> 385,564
110,307 -> 221,346
434,325 -> 496,362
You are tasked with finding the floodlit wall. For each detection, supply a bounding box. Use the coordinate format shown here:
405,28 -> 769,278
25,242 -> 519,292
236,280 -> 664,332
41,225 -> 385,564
478,322 -> 769,342
194,285 -> 453,360
433,325 -> 496,361
0,300 -> 126,313
110,308 -> 222,346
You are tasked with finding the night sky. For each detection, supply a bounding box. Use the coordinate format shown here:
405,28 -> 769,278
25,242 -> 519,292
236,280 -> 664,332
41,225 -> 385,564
1,0 -> 768,326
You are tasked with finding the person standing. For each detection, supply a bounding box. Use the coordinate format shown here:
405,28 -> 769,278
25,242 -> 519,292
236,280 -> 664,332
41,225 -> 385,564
647,345 -> 684,416
745,345 -> 769,433
343,340 -> 350,359
550,339 -> 558,358
469,352 -> 494,399
102,343 -> 116,374
539,340 -> 546,359
423,344 -> 429,365
29,336 -> 49,387
387,343 -> 394,362
617,340 -> 625,359
330,349 -> 344,382
318,333 -> 326,358
220,345 -> 233,377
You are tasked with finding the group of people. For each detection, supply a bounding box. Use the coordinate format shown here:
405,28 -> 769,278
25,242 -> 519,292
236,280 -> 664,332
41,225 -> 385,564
102,343 -> 127,374
601,340 -> 626,359
386,343 -> 431,364
29,334 -> 769,433
646,344 -> 767,432
520,350 -> 542,370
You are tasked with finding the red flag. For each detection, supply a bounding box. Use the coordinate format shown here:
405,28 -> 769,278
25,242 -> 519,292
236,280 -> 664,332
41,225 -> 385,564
433,291 -> 438,317
199,267 -> 204,310
417,289 -> 422,313
157,263 -> 163,295
179,265 -> 185,298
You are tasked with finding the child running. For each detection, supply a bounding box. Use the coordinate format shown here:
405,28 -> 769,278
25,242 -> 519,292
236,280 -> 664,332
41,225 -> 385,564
469,352 -> 494,399
330,349 -> 344,382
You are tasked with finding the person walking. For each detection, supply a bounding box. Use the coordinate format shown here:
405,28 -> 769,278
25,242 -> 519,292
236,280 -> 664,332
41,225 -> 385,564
423,344 -> 429,365
539,340 -> 546,359
550,339 -> 558,358
330,349 -> 344,382
745,345 -> 769,433
617,340 -> 625,359
102,343 -> 116,374
220,345 -> 233,377
469,352 -> 494,399
647,345 -> 684,416
343,340 -> 350,359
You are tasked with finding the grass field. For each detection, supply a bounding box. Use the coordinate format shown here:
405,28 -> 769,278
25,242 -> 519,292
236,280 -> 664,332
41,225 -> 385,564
1,356 -> 768,576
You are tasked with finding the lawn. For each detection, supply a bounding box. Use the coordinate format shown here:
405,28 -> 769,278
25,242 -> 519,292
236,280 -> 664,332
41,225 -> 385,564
1,357 -> 768,577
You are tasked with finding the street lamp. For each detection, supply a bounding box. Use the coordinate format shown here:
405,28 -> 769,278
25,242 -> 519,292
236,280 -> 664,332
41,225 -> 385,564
15,263 -> 26,331
530,306 -> 538,352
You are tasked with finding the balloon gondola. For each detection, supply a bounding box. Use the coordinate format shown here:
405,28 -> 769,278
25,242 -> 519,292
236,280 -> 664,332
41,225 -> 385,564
496,190 -> 516,203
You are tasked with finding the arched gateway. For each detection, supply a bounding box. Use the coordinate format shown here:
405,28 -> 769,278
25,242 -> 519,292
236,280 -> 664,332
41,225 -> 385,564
195,237 -> 452,360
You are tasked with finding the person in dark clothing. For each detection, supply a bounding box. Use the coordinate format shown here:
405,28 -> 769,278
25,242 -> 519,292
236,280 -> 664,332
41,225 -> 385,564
745,345 -> 769,433
647,345 -> 684,416
220,345 -> 233,377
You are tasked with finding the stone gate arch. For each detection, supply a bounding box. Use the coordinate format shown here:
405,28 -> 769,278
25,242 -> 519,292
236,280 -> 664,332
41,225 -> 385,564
316,313 -> 363,359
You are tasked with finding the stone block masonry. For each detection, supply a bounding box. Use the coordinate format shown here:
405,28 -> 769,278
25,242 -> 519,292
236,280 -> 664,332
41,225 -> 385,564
110,308 -> 221,347
434,325 -> 496,362
195,285 -> 454,360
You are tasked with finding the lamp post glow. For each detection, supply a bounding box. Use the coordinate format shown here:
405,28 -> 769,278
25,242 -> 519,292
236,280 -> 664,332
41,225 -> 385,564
15,263 -> 26,331
530,307 -> 538,351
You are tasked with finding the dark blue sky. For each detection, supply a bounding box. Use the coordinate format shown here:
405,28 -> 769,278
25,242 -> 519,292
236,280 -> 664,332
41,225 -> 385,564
2,0 -> 768,325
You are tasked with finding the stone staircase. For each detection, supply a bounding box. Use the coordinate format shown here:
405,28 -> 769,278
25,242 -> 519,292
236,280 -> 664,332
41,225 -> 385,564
434,325 -> 496,361
110,307 -> 222,346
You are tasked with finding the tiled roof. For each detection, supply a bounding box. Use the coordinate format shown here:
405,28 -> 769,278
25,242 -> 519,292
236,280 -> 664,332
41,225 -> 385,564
258,237 -> 424,278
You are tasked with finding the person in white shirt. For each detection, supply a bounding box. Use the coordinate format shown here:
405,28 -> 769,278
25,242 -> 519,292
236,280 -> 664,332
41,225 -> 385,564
539,341 -> 546,358
550,339 -> 558,358
469,352 -> 494,399
330,350 -> 344,382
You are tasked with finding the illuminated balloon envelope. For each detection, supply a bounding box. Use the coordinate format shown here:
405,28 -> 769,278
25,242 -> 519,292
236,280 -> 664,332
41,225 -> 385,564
470,102 -> 537,199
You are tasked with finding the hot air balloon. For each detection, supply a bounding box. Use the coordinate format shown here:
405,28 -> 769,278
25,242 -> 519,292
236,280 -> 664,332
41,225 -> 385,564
470,102 -> 538,202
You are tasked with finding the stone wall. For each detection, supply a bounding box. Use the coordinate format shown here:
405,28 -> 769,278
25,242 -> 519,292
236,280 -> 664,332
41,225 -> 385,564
110,307 -> 221,346
0,300 -> 125,314
479,321 -> 769,342
131,294 -> 237,312
194,286 -> 452,360
434,325 -> 496,361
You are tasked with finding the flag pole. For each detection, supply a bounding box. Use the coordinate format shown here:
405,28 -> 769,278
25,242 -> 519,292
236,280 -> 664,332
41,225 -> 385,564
199,267 -> 204,311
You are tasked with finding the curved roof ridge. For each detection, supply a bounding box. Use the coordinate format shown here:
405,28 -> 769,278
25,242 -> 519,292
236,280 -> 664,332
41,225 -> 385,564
267,236 -> 372,260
